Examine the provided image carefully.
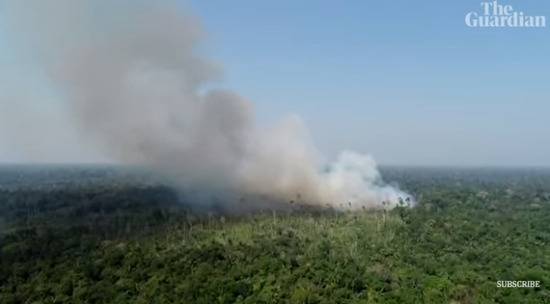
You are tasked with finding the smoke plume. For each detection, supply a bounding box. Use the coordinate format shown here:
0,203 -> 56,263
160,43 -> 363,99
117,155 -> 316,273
3,0 -> 411,210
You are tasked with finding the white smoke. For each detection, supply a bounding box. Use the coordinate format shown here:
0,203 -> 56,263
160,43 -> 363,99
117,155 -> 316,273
2,0 -> 412,210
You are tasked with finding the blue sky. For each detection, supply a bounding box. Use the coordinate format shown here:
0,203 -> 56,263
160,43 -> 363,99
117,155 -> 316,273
185,0 -> 550,166
0,0 -> 549,166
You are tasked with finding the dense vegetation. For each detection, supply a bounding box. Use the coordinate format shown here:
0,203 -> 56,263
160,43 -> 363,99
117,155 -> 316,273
0,166 -> 549,303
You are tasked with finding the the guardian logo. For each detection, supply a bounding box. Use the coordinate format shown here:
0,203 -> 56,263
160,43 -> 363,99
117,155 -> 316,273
466,1 -> 546,28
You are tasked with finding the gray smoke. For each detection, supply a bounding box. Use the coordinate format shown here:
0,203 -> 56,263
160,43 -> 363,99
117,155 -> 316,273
3,0 -> 412,209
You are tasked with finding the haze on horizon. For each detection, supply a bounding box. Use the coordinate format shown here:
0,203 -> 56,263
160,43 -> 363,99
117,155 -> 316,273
0,0 -> 549,168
